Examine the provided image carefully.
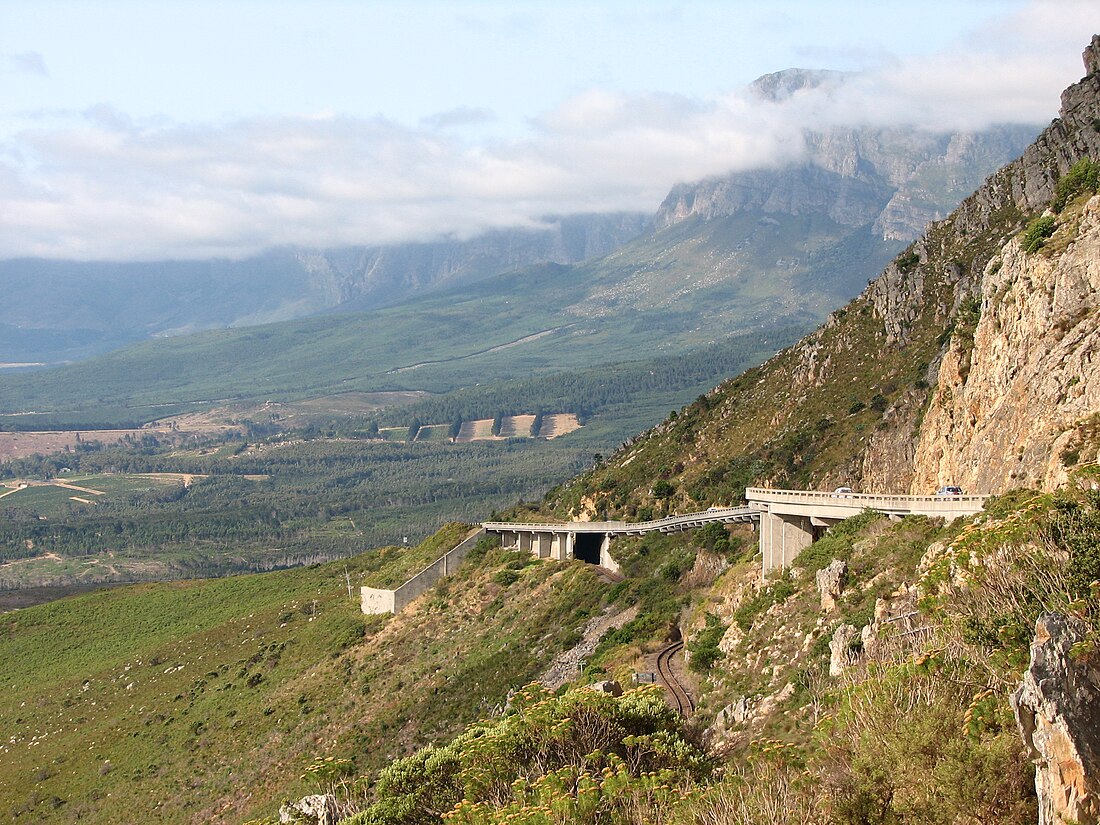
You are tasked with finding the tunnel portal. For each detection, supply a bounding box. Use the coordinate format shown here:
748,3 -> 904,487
572,532 -> 603,565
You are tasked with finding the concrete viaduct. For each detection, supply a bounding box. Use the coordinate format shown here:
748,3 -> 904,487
484,488 -> 988,576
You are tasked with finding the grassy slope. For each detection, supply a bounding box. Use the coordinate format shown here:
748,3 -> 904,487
0,533 -> 614,824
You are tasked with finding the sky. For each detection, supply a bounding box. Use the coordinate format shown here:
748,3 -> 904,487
0,0 -> 1096,261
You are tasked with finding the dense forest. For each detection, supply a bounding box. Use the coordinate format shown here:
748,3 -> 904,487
369,326 -> 806,429
0,437 -> 589,584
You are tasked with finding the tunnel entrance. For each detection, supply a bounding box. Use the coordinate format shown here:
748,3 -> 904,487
572,533 -> 603,565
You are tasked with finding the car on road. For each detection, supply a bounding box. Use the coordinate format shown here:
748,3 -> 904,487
832,486 -> 854,496
935,485 -> 964,496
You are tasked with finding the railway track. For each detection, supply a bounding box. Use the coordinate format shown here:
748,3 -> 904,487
593,565 -> 625,583
655,640 -> 694,717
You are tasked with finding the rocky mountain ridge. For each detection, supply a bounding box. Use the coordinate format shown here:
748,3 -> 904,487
655,119 -> 1037,243
554,38 -> 1100,518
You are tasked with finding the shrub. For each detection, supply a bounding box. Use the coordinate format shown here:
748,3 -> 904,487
1052,157 -> 1100,212
1021,214 -> 1056,253
652,480 -> 676,499
492,569 -> 520,587
732,574 -> 796,631
350,685 -> 708,825
688,614 -> 726,672
896,250 -> 920,272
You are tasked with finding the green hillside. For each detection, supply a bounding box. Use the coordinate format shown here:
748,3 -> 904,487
0,214 -> 896,424
0,532 -> 619,823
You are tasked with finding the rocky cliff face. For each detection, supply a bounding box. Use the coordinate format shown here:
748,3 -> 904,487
1013,613 -> 1100,825
863,38 -> 1100,493
910,197 -> 1100,492
654,69 -> 1037,243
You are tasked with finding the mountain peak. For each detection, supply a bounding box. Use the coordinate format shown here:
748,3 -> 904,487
749,68 -> 847,101
1084,33 -> 1100,75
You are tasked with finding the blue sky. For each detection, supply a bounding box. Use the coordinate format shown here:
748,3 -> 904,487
0,0 -> 1095,260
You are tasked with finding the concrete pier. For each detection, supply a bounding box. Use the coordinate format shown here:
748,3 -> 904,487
746,488 -> 987,576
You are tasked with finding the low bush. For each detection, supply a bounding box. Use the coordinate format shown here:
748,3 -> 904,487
1021,214 -> 1056,253
688,613 -> 726,672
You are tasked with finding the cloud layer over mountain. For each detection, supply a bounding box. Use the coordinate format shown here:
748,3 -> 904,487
0,3 -> 1093,260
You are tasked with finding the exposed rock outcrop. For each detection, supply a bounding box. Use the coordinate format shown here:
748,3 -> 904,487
816,559 -> 847,612
910,196 -> 1100,492
279,794 -> 339,825
829,623 -> 859,677
655,73 -> 1035,242
1012,613 -> 1100,825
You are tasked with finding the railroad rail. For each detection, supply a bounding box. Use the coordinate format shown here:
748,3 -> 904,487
655,640 -> 694,717
593,565 -> 625,584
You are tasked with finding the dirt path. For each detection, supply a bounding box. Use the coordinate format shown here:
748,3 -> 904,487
50,480 -> 107,495
131,472 -> 208,487
0,551 -> 63,569
538,604 -> 639,690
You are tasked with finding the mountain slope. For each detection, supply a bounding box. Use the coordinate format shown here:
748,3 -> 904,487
0,214 -> 648,365
549,39 -> 1100,518
0,533 -> 616,823
0,143 -> 1033,424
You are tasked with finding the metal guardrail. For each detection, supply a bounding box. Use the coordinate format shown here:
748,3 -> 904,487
745,487 -> 989,508
484,487 -> 989,539
483,506 -> 757,536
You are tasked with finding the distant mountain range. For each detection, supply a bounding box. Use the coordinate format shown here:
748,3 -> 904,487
0,213 -> 650,364
0,69 -> 1041,427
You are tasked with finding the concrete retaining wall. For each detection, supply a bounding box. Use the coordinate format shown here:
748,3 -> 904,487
361,527 -> 486,615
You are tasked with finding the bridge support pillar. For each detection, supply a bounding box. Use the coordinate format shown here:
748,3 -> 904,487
534,532 -> 552,558
550,532 -> 571,561
599,533 -> 621,573
759,511 -> 813,576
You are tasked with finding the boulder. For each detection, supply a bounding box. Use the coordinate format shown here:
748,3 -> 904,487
829,624 -> 860,677
587,680 -> 623,697
1012,613 -> 1100,825
816,560 -> 848,612
279,794 -> 339,825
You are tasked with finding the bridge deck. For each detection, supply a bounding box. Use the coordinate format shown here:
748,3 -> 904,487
745,487 -> 988,518
483,506 -> 757,537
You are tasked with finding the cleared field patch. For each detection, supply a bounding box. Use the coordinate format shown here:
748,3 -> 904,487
154,392 -> 429,433
378,427 -> 409,442
130,472 -> 209,486
540,413 -> 582,439
456,418 -> 497,442
414,424 -> 450,443
0,474 -> 186,518
498,414 -> 535,438
0,429 -> 174,462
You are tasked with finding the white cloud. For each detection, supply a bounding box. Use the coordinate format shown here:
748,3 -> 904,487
0,10 -> 1094,261
2,52 -> 48,77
